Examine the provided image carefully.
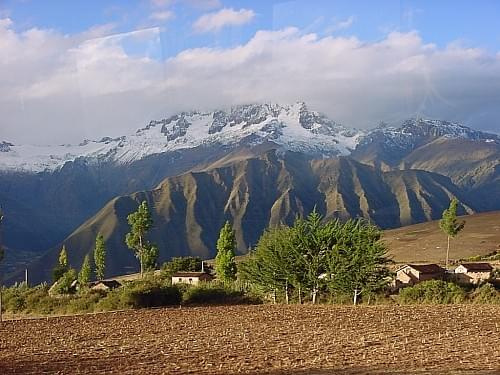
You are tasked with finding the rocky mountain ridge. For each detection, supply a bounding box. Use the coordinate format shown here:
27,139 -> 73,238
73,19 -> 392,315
18,151 -> 476,284
1,103 -> 499,283
0,102 -> 361,173
3,103 -> 498,174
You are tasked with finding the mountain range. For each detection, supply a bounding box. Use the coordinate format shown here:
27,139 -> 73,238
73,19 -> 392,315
1,102 -> 499,283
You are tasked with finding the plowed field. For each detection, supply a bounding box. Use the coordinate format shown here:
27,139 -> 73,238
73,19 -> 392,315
1,305 -> 499,374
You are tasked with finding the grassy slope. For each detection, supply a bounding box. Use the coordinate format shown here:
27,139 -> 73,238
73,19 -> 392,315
383,210 -> 500,263
206,211 -> 500,266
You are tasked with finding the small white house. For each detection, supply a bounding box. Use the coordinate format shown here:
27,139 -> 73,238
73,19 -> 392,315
171,272 -> 213,285
454,263 -> 493,284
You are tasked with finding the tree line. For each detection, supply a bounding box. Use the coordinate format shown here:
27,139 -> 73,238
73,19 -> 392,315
51,200 -> 156,286
52,233 -> 107,288
49,200 -> 390,305
48,197 -> 465,303
239,211 -> 391,304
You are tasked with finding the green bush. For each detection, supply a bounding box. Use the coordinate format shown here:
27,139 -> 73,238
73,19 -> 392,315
0,283 -> 64,315
6,294 -> 26,312
96,278 -> 181,311
327,291 -> 393,305
2,283 -> 31,313
50,268 -> 77,295
161,256 -> 202,278
398,280 -> 466,304
471,283 -> 500,304
2,276 -> 262,316
463,251 -> 500,262
128,285 -> 181,308
94,288 -> 131,311
182,282 -> 260,305
65,292 -> 103,314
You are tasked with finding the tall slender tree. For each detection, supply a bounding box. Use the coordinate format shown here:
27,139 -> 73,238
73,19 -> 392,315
94,233 -> 106,280
78,254 -> 91,287
125,201 -> 155,277
59,245 -> 68,268
142,244 -> 159,273
214,221 -> 237,283
52,245 -> 69,282
439,198 -> 465,269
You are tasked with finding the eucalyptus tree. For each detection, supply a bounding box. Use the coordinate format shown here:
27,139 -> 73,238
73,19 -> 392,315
325,219 -> 392,304
241,212 -> 392,305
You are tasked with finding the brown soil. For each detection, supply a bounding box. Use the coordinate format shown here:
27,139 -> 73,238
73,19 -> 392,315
1,305 -> 499,374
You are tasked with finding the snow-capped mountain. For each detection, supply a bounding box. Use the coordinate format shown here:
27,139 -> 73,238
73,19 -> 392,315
2,104 -> 500,283
0,102 -> 362,173
357,118 -> 499,154
1,104 -> 499,174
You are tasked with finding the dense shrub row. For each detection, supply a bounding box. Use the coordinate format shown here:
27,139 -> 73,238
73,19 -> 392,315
1,283 -> 102,315
462,250 -> 500,262
0,278 -> 261,316
95,278 -> 182,311
181,281 -> 260,305
1,277 -> 498,317
398,280 -> 500,305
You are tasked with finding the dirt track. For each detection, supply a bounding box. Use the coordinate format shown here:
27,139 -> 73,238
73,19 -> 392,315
0,305 -> 499,374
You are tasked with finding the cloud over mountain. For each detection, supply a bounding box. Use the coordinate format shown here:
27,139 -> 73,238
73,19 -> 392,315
1,18 -> 499,144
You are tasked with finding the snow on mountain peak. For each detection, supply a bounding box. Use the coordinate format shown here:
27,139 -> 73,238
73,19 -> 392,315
357,117 -> 500,152
0,141 -> 14,153
2,107 -> 495,174
0,103 -> 363,173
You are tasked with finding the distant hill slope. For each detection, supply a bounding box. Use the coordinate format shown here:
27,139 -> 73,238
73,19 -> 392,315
3,110 -> 500,283
351,123 -> 500,211
383,210 -> 500,263
15,150 -> 477,285
2,109 -> 499,280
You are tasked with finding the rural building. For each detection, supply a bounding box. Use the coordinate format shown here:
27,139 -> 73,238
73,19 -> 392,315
454,263 -> 493,284
90,280 -> 122,291
171,272 -> 213,285
394,264 -> 446,288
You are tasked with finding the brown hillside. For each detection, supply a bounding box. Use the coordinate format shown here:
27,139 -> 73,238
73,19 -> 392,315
384,210 -> 500,263
17,150 -> 479,285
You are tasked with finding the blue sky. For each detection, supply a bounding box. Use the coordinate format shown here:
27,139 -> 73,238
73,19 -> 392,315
4,0 -> 500,56
0,0 -> 499,143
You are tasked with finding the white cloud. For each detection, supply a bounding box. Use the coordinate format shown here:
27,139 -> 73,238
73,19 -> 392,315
327,16 -> 355,33
1,19 -> 500,145
150,10 -> 174,21
161,28 -> 500,134
193,8 -> 255,33
0,20 -> 164,143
